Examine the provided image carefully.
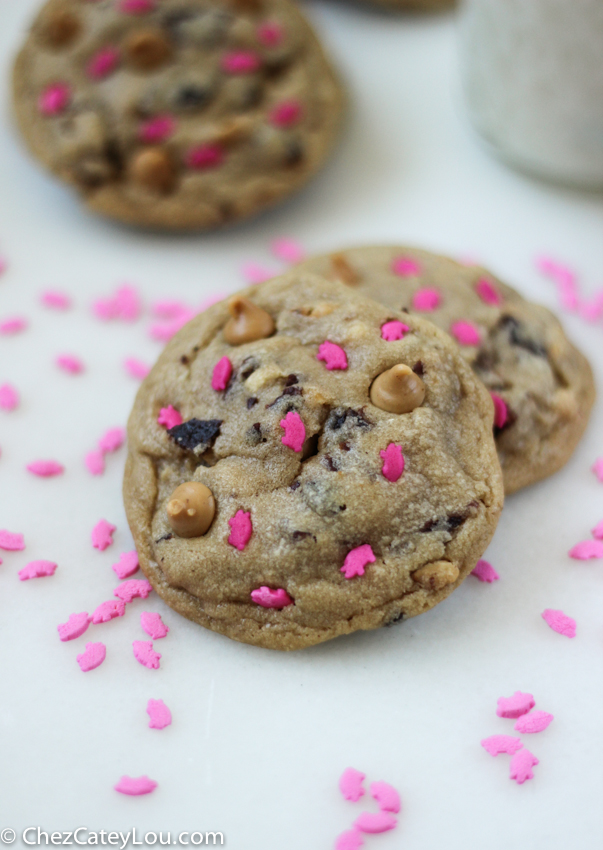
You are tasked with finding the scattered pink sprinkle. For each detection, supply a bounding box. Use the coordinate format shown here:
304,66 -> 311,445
141,611 -> 169,639
186,144 -> 224,170
250,586 -> 293,608
353,812 -> 397,834
87,47 -> 120,80
91,599 -> 126,625
56,354 -> 84,374
579,291 -> 603,322
118,0 -> 155,13
77,642 -> 106,672
475,278 -> 502,306
480,736 -> 523,756
114,776 -> 157,796
536,257 -> 579,311
339,767 -> 366,802
280,411 -> 306,452
257,21 -> 284,46
514,711 -> 554,734
39,83 -> 71,116
334,831 -> 364,850
151,299 -> 190,320
496,691 -> 535,719
392,256 -> 420,277
147,699 -> 172,730
211,356 -> 232,391
509,748 -> 539,785
412,288 -> 441,312
591,519 -> 603,540
115,579 -> 153,603
91,519 -> 116,551
542,608 -> 576,638
113,551 -> 139,580
380,443 -> 404,483
0,257 -> 7,276
317,340 -> 347,371
240,262 -> 278,284
18,560 -> 57,581
569,540 -> 603,560
228,510 -> 252,551
158,406 -> 183,430
451,320 -> 481,346
98,427 -> 126,454
139,115 -> 176,144
491,393 -> 508,429
0,316 -> 28,335
133,640 -> 161,670
26,459 -> 64,477
57,612 -> 90,642
40,290 -> 71,309
149,311 -> 196,342
93,284 -> 141,322
591,458 -> 603,482
270,237 -> 305,263
221,50 -> 261,74
0,530 -> 25,551
381,320 -> 409,341
370,781 -> 401,814
471,559 -> 499,583
85,450 -> 105,476
124,358 -> 150,380
341,544 -> 376,580
269,100 -> 303,128
0,383 -> 19,411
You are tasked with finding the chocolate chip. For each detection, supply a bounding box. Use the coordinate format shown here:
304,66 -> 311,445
246,422 -> 264,445
323,455 -> 338,472
168,418 -> 222,453
155,533 -> 174,543
499,314 -> 547,357
412,361 -> 424,377
290,480 -> 301,491
385,612 -> 404,627
339,441 -> 351,452
328,407 -> 371,431
285,374 -> 298,386
284,139 -> 304,167
420,512 -> 469,534
240,356 -> 259,380
266,385 -> 303,408
247,397 -> 258,409
473,349 -> 497,372
291,530 -> 316,542
174,84 -> 213,111
180,355 -> 189,365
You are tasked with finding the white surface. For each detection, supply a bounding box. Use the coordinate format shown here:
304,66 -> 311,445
1,3 -> 603,849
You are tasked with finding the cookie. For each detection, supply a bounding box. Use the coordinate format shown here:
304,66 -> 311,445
296,246 -> 595,494
124,271 -> 503,650
13,0 -> 344,230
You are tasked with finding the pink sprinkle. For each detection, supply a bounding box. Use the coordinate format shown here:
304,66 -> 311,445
491,393 -> 508,429
0,530 -> 25,551
514,710 -> 554,734
536,257 -> 579,311
147,699 -> 172,729
353,812 -> 397,834
339,767 -> 366,802
591,519 -> 603,540
158,406 -> 183,429
334,831 -> 364,850
139,115 -> 176,144
91,599 -> 126,624
542,608 -> 576,638
186,144 -> 224,170
56,354 -> 84,374
41,290 -> 71,310
133,640 -> 161,669
381,320 -> 409,341
412,288 -> 441,312
87,47 -> 120,80
91,519 -> 116,552
380,443 -> 404,483
509,749 -> 539,785
392,256 -> 421,277
85,450 -> 105,476
270,237 -> 305,263
77,642 -> 106,672
0,257 -> 8,276
221,50 -> 261,74
370,781 -> 401,814
57,612 -> 90,642
39,83 -> 70,116
26,460 -> 64,477
228,510 -> 252,551
475,278 -> 502,306
115,579 -> 153,603
211,356 -> 232,391
18,560 -> 57,581
579,291 -> 603,322
151,299 -> 190,320
280,411 -> 306,452
451,320 -> 481,346
569,540 -> 603,560
124,358 -> 150,380
481,736 -> 523,756
471,559 -> 499,583
113,551 -> 139,580
115,285 -> 141,322
118,0 -> 155,13
0,316 -> 28,335
257,21 -> 284,46
114,776 -> 157,796
240,262 -> 278,285
317,341 -> 347,371
149,311 -> 196,342
98,427 -> 126,454
0,383 -> 19,411
591,458 -> 603,482
141,611 -> 169,639
341,544 -> 376,580
269,100 -> 303,128
250,586 -> 293,608
496,691 -> 535,719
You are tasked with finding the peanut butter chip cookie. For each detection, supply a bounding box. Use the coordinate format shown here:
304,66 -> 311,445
13,0 -> 345,230
297,246 -> 595,494
124,272 -> 503,650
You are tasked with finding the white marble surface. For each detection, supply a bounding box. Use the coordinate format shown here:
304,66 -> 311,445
1,2 -> 602,848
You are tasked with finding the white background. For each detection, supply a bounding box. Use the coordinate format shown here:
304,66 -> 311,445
1,1 -> 603,848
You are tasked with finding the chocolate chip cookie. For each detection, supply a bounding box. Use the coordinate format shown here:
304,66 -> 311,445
297,246 -> 595,494
13,0 -> 345,230
124,271 -> 503,650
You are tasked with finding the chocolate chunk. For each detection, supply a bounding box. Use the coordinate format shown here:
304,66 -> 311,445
174,84 -> 213,111
291,530 -> 316,542
499,314 -> 547,357
168,418 -> 222,453
290,480 -> 301,491
412,361 -> 424,377
284,139 -> 304,167
285,374 -> 298,386
266,385 -> 303,408
247,396 -> 258,409
323,455 -> 338,471
240,356 -> 259,380
155,533 -> 174,543
473,349 -> 497,372
385,612 -> 404,627
420,512 -> 468,534
246,422 -> 265,445
180,355 -> 189,365
328,407 -> 371,431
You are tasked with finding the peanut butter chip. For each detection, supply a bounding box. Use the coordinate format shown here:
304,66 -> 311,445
167,482 -> 216,538
330,253 -> 358,286
370,364 -> 425,414
130,148 -> 176,193
223,297 -> 276,345
43,10 -> 81,48
412,561 -> 460,591
124,29 -> 172,71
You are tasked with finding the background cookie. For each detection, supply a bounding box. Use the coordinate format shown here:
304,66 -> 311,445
297,245 -> 595,494
13,0 -> 345,230
124,272 -> 503,650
